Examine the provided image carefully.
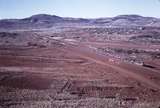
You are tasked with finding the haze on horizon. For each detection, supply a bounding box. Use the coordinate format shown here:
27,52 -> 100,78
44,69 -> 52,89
0,0 -> 160,19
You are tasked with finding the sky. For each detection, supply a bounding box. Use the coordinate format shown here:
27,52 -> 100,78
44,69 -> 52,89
0,0 -> 160,19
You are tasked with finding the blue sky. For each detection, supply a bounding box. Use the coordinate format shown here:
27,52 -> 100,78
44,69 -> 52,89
0,0 -> 160,19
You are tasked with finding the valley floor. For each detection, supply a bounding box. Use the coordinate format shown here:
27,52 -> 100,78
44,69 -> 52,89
0,39 -> 160,108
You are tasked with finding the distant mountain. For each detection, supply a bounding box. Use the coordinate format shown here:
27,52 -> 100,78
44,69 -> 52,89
22,14 -> 64,23
0,14 -> 160,30
94,15 -> 160,27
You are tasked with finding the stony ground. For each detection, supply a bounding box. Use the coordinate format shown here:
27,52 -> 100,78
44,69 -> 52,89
0,27 -> 160,108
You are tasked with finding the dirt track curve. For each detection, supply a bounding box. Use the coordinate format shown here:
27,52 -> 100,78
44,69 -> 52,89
65,42 -> 160,90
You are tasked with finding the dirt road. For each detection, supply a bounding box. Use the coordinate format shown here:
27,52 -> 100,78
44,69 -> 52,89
64,41 -> 160,90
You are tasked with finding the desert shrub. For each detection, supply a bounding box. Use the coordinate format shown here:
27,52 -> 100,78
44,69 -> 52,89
0,32 -> 18,39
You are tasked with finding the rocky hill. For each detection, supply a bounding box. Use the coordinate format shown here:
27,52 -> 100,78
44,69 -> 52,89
0,14 -> 160,30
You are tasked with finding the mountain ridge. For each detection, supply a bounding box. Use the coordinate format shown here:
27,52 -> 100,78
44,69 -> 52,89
0,14 -> 160,30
